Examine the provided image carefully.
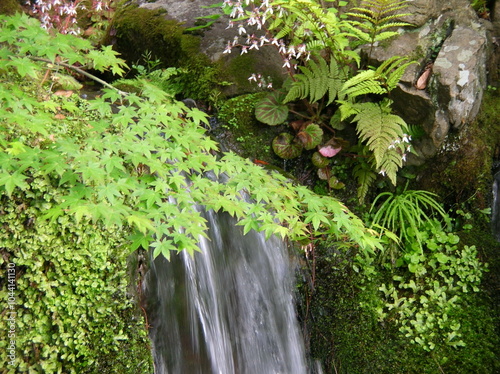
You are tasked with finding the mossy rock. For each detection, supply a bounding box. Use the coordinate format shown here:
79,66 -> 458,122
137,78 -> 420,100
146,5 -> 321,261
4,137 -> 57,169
0,0 -> 22,15
107,4 -> 201,69
215,92 -> 279,162
417,90 -> 500,207
221,50 -> 285,96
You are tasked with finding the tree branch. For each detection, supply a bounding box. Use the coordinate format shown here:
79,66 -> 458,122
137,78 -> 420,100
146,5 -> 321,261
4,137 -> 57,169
28,56 -> 128,96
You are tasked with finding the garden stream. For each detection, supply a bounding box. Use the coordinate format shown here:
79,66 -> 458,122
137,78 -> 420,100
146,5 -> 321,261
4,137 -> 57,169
142,208 -> 308,374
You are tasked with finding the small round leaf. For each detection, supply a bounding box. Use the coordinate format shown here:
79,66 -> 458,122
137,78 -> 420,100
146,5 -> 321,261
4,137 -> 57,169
272,133 -> 302,159
255,91 -> 289,126
297,123 -> 323,150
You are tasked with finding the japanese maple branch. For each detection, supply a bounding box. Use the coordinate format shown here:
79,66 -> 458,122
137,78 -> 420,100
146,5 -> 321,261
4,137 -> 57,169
28,56 -> 128,96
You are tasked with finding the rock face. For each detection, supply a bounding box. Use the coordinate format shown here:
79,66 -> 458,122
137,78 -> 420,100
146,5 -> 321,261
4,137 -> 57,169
136,0 -> 285,95
367,0 -> 490,163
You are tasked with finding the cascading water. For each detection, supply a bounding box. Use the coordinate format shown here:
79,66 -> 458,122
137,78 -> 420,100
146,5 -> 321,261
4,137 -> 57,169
143,208 -> 308,374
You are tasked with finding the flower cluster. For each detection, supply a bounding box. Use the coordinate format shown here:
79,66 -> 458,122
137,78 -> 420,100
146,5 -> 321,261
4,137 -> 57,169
221,0 -> 311,81
389,134 -> 412,160
27,0 -> 111,34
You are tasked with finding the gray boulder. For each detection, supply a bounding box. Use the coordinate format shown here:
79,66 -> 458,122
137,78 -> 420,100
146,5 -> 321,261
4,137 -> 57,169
368,0 -> 489,163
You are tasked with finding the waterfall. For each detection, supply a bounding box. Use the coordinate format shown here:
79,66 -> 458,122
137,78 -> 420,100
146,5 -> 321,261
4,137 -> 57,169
493,170 -> 500,242
143,208 -> 308,374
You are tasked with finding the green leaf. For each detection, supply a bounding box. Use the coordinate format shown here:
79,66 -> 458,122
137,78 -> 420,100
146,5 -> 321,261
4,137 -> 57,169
127,214 -> 155,234
272,133 -> 303,159
255,91 -> 289,126
297,123 -> 323,150
0,171 -> 29,196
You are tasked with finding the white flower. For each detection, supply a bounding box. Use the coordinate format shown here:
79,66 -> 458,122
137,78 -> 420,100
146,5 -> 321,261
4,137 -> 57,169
249,40 -> 259,50
267,82 -> 273,89
402,134 -> 412,143
402,153 -> 407,162
259,35 -> 269,46
379,169 -> 386,176
238,24 -> 247,35
223,42 -> 232,54
248,14 -> 258,26
296,44 -> 307,58
278,41 -> 286,54
240,46 -> 249,55
226,21 -> 235,29
248,74 -> 257,82
282,59 -> 291,68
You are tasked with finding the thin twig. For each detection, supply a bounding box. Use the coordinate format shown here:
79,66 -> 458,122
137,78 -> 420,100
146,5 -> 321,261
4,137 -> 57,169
28,56 -> 128,96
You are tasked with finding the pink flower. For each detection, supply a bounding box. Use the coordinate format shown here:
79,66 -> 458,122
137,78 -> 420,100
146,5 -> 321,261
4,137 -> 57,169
319,145 -> 341,157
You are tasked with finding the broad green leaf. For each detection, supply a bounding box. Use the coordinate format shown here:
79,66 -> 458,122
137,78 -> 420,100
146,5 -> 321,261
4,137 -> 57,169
255,92 -> 289,126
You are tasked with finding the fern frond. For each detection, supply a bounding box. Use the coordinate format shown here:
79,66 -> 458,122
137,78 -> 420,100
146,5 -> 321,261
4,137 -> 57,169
347,0 -> 412,46
373,31 -> 401,42
305,40 -> 326,52
275,25 -> 293,40
341,70 -> 387,98
352,100 -> 408,180
376,56 -> 417,91
377,21 -> 413,31
378,148 -> 403,185
354,161 -> 378,203
284,57 -> 346,105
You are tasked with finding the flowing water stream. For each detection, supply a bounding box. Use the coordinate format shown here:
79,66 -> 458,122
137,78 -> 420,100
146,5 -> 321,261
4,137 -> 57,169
143,208 -> 308,374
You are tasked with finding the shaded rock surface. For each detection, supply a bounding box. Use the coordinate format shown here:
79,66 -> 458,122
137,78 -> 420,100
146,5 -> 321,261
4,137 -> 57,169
136,0 -> 285,96
368,0 -> 490,163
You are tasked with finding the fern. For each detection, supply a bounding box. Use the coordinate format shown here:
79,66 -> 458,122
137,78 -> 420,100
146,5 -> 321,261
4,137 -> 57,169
376,55 -> 417,91
284,57 -> 346,104
340,56 -> 415,98
347,0 -> 412,52
349,99 -> 408,184
341,69 -> 388,98
353,153 -> 378,203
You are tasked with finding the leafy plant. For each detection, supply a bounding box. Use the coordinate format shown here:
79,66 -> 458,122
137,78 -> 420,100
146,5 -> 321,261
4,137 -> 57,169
374,219 -> 487,352
283,56 -> 347,105
370,187 -> 448,253
222,0 -> 416,197
0,12 -> 380,260
347,0 -> 413,56
255,90 -> 288,126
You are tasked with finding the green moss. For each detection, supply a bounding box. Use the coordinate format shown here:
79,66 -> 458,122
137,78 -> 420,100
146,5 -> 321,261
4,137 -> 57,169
216,92 -> 281,162
0,0 -> 22,16
300,239 -> 500,373
0,173 -> 152,373
109,5 -> 197,69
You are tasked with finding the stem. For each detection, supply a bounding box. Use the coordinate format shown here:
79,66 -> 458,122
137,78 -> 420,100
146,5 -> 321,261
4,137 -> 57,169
28,56 -> 128,96
288,109 -> 310,119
